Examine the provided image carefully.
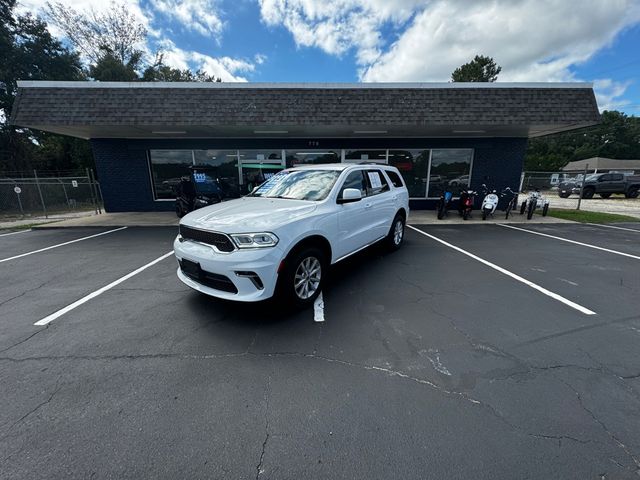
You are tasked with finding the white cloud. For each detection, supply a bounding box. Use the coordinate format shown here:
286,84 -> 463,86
149,0 -> 224,38
593,78 -> 632,111
254,53 -> 267,65
159,40 -> 254,81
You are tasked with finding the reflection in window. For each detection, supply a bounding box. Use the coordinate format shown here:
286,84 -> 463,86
148,150 -> 193,199
427,149 -> 473,197
344,150 -> 386,163
388,149 -> 430,197
286,150 -> 340,167
239,150 -> 284,194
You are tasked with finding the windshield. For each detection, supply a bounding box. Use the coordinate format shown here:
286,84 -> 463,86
249,169 -> 341,201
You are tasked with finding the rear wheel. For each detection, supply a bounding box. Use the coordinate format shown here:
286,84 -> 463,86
437,201 -> 445,220
625,187 -> 639,199
463,210 -> 469,220
386,214 -> 405,251
542,203 -> 549,216
599,193 -> 611,199
505,201 -> 513,220
527,200 -> 535,219
280,247 -> 326,308
175,204 -> 185,218
520,201 -> 527,215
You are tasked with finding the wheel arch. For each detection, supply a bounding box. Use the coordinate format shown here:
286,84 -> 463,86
283,234 -> 333,266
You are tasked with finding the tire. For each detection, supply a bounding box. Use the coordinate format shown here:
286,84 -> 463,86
280,246 -> 326,308
520,201 -> 527,215
625,187 -> 639,199
175,205 -> 185,218
482,209 -> 487,220
558,192 -> 571,198
599,193 -> 611,199
463,210 -> 469,220
527,200 -> 535,220
386,214 -> 405,251
505,202 -> 512,220
582,187 -> 595,199
542,204 -> 549,216
437,202 -> 445,220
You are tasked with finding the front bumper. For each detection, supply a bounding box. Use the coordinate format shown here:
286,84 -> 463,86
173,235 -> 284,302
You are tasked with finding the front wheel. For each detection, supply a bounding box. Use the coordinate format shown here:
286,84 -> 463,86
482,209 -> 488,220
558,192 -> 571,198
386,214 -> 405,251
527,200 -> 535,220
463,210 -> 469,220
280,247 -> 326,308
582,188 -> 595,199
520,201 -> 527,215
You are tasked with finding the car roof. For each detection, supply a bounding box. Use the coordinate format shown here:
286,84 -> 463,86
288,163 -> 396,172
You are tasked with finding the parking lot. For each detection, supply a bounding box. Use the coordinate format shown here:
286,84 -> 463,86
1,222 -> 639,479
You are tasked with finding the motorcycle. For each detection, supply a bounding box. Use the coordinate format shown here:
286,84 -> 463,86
458,189 -> 477,220
480,185 -> 499,220
436,188 -> 454,220
519,189 -> 550,220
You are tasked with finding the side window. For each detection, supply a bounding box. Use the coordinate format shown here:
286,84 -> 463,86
611,174 -> 624,181
385,170 -> 404,188
599,174 -> 611,182
339,170 -> 367,198
365,170 -> 390,196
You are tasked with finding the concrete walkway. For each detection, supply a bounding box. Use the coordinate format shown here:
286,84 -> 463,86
20,209 -> 572,228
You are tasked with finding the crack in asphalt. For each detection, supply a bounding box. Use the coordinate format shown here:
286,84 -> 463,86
256,374 -> 271,480
0,325 -> 50,355
561,379 -> 640,474
0,280 -> 49,308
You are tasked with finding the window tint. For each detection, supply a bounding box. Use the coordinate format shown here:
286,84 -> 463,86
385,170 -> 404,188
340,170 -> 367,197
611,174 -> 624,181
599,174 -> 611,181
365,170 -> 390,195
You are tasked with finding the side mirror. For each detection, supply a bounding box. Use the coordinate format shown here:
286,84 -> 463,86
338,188 -> 362,204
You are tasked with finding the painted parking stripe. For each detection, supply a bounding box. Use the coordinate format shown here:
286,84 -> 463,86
585,223 -> 640,233
407,225 -> 596,316
497,224 -> 640,261
314,292 -> 325,322
34,251 -> 174,326
0,229 -> 31,237
0,227 -> 127,264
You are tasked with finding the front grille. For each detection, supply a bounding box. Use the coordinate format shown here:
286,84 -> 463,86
179,261 -> 238,294
179,225 -> 235,252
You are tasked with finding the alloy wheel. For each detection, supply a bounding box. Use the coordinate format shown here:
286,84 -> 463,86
294,256 -> 321,300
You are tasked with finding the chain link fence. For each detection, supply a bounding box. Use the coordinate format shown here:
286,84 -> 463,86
0,169 -> 103,219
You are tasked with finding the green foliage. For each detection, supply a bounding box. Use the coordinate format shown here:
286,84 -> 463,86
89,47 -> 141,81
451,55 -> 501,82
142,62 -> 222,82
0,0 -> 90,172
525,111 -> 640,171
547,209 -> 640,223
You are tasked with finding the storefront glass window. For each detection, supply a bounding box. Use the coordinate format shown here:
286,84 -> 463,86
388,149 -> 430,198
148,150 -> 193,199
427,149 -> 473,198
238,150 -> 284,194
344,150 -> 387,163
286,150 -> 340,167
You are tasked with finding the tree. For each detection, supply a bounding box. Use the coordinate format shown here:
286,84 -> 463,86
0,0 -> 90,172
451,55 -> 502,82
45,1 -> 146,66
89,47 -> 142,81
141,54 -> 222,82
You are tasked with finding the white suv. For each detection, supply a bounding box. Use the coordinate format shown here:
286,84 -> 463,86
174,164 -> 409,306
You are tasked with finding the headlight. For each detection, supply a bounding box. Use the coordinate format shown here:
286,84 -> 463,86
230,232 -> 279,248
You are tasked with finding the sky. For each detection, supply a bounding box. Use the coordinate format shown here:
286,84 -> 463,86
18,0 -> 640,115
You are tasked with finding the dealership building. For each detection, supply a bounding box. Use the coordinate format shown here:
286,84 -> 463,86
10,81 -> 600,211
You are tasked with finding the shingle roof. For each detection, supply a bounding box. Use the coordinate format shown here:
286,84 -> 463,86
10,81 -> 600,139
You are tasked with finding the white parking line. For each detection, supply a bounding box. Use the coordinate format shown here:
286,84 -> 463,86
0,227 -> 127,264
585,223 -> 640,233
407,225 -> 596,316
34,251 -> 174,326
0,229 -> 31,237
314,292 -> 325,322
497,224 -> 640,261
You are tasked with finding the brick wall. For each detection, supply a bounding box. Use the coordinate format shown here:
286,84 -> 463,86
91,137 -> 527,212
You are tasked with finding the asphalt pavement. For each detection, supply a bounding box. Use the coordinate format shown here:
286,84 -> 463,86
1,223 -> 639,479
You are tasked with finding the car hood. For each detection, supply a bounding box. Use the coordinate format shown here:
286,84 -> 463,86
182,197 -> 318,233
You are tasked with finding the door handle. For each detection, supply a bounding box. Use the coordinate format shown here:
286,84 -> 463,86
365,203 -> 373,209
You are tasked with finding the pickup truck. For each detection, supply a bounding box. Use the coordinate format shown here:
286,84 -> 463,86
558,173 -> 640,199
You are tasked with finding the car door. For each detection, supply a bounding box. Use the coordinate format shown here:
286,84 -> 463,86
608,173 -> 624,193
363,169 -> 396,240
596,174 -> 612,193
335,169 -> 373,259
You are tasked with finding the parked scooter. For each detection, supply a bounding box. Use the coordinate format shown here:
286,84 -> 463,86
480,184 -> 499,220
436,188 -> 454,220
519,189 -> 550,220
458,189 -> 477,220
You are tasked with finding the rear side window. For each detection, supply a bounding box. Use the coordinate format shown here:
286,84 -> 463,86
340,170 -> 367,197
611,174 -> 624,181
385,170 -> 404,188
365,170 -> 390,196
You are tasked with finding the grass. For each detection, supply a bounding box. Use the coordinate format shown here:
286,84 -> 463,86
546,208 -> 640,224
